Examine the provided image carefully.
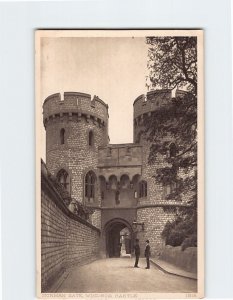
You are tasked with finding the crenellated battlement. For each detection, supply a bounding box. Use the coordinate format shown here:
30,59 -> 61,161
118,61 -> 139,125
133,89 -> 172,120
43,92 -> 109,127
133,89 -> 189,120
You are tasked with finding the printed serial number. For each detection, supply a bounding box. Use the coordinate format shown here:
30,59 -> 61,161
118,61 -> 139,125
186,293 -> 197,298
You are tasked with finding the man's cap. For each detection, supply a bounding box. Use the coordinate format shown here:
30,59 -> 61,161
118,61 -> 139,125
146,239 -> 149,243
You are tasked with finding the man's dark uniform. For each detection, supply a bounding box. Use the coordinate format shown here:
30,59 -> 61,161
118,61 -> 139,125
144,241 -> 151,269
134,241 -> 140,267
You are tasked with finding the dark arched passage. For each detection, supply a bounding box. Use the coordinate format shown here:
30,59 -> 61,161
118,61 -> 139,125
104,218 -> 134,258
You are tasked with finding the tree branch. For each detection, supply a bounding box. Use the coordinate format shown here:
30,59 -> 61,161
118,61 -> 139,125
176,142 -> 197,158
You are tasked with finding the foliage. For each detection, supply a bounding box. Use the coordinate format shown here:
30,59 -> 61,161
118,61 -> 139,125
49,174 -> 72,204
146,36 -> 197,95
145,36 -> 198,247
49,174 -> 92,220
181,234 -> 197,251
162,216 -> 197,248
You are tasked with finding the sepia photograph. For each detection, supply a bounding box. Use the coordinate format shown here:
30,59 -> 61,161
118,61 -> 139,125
36,30 -> 204,298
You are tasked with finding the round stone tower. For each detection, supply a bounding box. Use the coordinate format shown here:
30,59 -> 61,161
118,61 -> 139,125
43,92 -> 109,212
133,89 -> 179,255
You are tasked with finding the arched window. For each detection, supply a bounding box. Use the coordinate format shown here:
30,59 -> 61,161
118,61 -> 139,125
120,174 -> 130,189
85,171 -> 96,201
115,190 -> 120,205
164,184 -> 171,197
163,182 -> 177,199
60,128 -> 65,145
99,176 -> 106,201
57,169 -> 70,192
139,181 -> 147,198
132,174 -> 140,198
88,130 -> 94,147
169,143 -> 177,158
109,175 -> 118,190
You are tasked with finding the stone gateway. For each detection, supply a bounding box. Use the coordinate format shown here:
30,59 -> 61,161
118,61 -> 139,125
41,89 -> 190,291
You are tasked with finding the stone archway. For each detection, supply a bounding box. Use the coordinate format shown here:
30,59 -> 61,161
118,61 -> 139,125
104,218 -> 134,258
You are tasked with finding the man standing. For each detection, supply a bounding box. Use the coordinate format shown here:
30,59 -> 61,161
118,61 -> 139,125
144,240 -> 151,269
134,238 -> 140,268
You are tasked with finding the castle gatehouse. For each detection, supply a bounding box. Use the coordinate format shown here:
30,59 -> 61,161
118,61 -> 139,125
41,89 -> 188,264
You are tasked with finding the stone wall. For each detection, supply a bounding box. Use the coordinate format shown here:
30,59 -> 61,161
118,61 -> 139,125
160,245 -> 197,273
133,107 -> 174,206
98,144 -> 142,167
136,207 -> 176,256
137,137 -> 183,206
41,169 -> 100,292
91,209 -> 102,229
101,208 -> 136,230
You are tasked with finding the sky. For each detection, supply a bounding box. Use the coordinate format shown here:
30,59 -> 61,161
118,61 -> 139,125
40,36 -> 149,158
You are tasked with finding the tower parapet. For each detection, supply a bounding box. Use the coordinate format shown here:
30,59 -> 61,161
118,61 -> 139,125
43,92 -> 108,128
133,89 -> 190,143
133,89 -> 172,120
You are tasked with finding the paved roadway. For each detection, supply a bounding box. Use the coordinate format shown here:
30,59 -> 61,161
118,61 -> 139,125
57,258 -> 197,293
